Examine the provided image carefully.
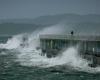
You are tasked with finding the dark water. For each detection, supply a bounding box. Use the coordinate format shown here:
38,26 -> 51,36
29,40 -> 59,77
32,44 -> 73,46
0,36 -> 100,80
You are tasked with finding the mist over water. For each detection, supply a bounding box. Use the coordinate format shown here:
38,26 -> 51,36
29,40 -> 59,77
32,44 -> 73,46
1,25 -> 100,73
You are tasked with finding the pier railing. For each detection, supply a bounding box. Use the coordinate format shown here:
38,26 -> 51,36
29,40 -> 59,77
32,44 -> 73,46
39,34 -> 100,41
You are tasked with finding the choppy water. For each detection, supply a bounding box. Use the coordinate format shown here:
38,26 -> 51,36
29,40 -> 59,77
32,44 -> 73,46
1,50 -> 100,80
1,26 -> 100,80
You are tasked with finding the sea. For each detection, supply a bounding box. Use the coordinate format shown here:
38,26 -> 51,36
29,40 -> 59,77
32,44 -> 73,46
1,27 -> 100,80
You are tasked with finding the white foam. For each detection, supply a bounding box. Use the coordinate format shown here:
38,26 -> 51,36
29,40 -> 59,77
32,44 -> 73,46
0,35 -> 23,49
1,25 -> 100,73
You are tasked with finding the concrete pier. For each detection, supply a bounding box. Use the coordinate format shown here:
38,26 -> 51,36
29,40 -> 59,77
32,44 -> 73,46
39,34 -> 100,67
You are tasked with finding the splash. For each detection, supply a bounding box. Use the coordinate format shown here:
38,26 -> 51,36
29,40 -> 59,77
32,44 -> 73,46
0,25 -> 100,73
0,34 -> 24,49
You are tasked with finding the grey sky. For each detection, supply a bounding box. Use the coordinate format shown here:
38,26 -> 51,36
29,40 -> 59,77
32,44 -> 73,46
0,0 -> 100,19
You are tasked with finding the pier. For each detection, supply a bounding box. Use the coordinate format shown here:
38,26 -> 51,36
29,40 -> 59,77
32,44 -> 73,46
39,34 -> 100,67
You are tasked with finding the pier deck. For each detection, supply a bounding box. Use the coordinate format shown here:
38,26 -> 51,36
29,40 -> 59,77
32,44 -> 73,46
39,34 -> 100,67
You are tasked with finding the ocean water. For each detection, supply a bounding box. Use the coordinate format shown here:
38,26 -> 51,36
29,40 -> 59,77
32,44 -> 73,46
1,46 -> 100,80
1,26 -> 100,80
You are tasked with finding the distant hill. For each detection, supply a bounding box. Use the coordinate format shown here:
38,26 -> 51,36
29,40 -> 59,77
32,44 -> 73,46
32,14 -> 100,25
0,14 -> 100,25
0,23 -> 41,35
0,14 -> 100,35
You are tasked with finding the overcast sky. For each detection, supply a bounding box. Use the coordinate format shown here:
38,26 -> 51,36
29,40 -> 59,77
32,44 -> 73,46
0,0 -> 100,19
